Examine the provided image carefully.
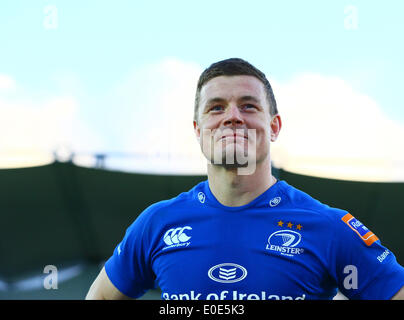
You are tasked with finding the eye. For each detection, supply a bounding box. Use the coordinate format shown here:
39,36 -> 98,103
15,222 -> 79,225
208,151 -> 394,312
242,104 -> 258,110
209,105 -> 224,112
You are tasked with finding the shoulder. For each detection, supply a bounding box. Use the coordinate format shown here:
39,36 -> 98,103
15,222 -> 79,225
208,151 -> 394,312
277,180 -> 348,223
277,180 -> 381,246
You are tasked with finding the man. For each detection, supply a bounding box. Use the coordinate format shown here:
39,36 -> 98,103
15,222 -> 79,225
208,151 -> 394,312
86,58 -> 404,300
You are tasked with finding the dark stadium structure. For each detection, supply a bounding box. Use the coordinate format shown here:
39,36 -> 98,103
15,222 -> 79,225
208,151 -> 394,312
1,162 -> 403,299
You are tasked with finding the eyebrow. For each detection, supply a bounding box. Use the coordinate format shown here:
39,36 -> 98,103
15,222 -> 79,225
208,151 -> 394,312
205,95 -> 260,108
238,95 -> 260,104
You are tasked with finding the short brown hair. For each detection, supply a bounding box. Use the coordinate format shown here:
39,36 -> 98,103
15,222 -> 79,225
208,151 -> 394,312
194,58 -> 278,122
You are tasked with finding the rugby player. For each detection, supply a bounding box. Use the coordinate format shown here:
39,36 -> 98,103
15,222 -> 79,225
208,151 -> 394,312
86,58 -> 404,300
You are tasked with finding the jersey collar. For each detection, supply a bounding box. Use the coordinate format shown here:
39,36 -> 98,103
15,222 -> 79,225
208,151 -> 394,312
199,179 -> 285,211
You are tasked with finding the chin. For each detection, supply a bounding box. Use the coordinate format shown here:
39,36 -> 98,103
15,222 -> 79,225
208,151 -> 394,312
215,147 -> 252,167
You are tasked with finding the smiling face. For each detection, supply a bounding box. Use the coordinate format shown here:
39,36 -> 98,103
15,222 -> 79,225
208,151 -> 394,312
194,75 -> 281,171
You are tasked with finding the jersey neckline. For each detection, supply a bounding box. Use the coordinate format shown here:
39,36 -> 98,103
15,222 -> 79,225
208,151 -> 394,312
200,179 -> 286,211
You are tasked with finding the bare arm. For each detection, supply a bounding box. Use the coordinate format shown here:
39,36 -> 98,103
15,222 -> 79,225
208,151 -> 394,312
392,285 -> 404,300
85,266 -> 132,300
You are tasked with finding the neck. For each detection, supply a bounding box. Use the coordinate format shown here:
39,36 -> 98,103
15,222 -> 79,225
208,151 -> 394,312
207,158 -> 277,207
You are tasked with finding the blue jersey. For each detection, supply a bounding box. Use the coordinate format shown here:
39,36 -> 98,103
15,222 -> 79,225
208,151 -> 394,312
105,180 -> 404,300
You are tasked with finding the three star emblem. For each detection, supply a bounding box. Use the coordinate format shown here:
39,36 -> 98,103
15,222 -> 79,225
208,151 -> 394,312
277,220 -> 303,230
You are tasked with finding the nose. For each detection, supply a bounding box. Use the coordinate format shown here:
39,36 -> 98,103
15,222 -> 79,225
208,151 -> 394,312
223,104 -> 244,127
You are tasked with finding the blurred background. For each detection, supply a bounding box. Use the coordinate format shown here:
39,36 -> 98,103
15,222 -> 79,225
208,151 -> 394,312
1,0 -> 403,300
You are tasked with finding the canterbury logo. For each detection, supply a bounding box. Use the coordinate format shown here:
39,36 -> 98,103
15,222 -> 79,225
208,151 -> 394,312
163,226 -> 192,246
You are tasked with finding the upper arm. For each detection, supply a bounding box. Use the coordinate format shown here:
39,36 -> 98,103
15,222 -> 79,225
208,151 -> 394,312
392,285 -> 404,300
85,266 -> 133,300
331,211 -> 404,299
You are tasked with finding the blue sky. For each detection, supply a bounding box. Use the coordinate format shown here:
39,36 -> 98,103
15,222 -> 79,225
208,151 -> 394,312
1,0 -> 404,180
2,0 -> 403,115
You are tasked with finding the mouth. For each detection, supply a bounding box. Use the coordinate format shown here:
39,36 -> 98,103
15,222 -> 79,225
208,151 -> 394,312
220,133 -> 248,141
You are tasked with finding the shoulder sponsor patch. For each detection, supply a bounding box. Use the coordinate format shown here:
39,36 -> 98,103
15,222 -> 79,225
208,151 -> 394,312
341,213 -> 379,246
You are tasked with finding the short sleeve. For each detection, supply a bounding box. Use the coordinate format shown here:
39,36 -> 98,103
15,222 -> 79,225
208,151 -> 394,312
104,210 -> 156,299
329,211 -> 404,300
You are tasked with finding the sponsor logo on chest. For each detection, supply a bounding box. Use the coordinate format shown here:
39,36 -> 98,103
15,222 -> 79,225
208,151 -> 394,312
208,263 -> 247,283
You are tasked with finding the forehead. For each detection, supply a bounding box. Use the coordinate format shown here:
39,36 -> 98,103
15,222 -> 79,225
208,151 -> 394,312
200,75 -> 266,103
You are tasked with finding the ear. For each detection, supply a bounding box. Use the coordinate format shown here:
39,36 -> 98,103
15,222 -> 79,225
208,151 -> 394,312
193,120 -> 201,142
270,114 -> 282,142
